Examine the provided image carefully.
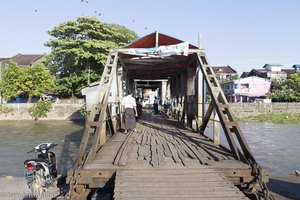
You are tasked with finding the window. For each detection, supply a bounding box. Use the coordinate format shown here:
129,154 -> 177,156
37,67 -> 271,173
241,83 -> 249,88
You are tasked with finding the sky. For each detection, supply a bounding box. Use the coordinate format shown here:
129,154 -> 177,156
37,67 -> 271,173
1,0 -> 300,75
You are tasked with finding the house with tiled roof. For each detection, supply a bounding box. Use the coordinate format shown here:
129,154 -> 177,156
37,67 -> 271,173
1,53 -> 44,67
212,65 -> 238,83
13,54 -> 44,66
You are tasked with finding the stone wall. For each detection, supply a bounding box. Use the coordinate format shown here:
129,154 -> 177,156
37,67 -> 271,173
0,100 -> 85,121
2,101 -> 300,120
229,102 -> 300,118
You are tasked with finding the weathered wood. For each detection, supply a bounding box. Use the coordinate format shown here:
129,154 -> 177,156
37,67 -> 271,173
155,137 -> 166,166
72,112 -> 261,200
118,131 -> 138,165
156,131 -> 173,157
113,132 -> 134,166
114,169 -> 247,200
166,141 -> 181,163
150,136 -> 159,167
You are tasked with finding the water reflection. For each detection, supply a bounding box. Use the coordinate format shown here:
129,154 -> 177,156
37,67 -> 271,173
206,122 -> 300,176
0,121 -> 84,177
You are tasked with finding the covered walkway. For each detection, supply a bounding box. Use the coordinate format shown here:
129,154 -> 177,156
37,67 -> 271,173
66,32 -> 270,199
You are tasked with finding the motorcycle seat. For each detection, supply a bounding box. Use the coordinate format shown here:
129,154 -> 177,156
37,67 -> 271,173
24,158 -> 51,165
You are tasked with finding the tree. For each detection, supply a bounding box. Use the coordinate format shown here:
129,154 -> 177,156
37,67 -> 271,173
21,64 -> 57,103
45,16 -> 138,97
0,61 -> 21,100
270,73 -> 300,102
0,61 -> 56,103
56,69 -> 98,97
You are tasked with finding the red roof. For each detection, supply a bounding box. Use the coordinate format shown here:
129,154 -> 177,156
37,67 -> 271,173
122,32 -> 198,49
118,32 -> 199,80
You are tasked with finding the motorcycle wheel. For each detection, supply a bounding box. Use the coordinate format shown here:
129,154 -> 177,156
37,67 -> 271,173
31,169 -> 45,199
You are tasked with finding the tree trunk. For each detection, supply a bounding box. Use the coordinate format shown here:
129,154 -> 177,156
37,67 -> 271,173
28,95 -> 33,103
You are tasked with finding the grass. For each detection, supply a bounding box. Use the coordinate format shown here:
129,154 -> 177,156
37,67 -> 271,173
237,113 -> 300,124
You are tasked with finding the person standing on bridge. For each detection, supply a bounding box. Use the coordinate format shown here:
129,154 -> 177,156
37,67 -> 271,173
121,90 -> 138,134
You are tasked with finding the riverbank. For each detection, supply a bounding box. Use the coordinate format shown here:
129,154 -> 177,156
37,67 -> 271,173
237,113 -> 300,124
0,100 -> 85,121
0,174 -> 299,200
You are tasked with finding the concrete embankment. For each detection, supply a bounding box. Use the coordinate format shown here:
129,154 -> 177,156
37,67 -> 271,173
0,99 -> 85,121
2,102 -> 300,120
229,102 -> 300,118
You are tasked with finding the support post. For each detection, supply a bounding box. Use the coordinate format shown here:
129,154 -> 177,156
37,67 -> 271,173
213,109 -> 220,145
155,31 -> 159,47
197,67 -> 204,131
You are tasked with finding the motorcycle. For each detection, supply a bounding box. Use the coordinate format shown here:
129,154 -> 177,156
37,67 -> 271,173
24,143 -> 58,199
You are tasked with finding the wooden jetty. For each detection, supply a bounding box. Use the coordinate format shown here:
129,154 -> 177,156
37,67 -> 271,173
65,32 -> 271,199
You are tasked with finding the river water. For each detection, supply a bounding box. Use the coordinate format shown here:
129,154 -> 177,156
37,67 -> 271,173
0,121 -> 84,177
0,121 -> 299,177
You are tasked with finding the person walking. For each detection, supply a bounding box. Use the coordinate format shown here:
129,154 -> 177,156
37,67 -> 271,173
121,90 -> 138,134
153,96 -> 159,114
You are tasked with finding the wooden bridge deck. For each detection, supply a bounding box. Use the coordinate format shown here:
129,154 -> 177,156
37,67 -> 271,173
76,111 -> 252,199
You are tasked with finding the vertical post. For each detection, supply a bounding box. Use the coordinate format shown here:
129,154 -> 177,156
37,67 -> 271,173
0,63 -> 2,104
198,33 -> 202,49
213,109 -> 220,145
161,81 -> 167,104
155,31 -> 159,48
197,33 -> 204,131
197,67 -> 204,131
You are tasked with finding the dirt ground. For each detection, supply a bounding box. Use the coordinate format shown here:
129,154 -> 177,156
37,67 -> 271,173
0,174 -> 299,200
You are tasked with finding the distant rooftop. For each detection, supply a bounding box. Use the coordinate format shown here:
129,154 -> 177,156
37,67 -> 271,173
212,66 -> 237,74
11,54 -> 44,66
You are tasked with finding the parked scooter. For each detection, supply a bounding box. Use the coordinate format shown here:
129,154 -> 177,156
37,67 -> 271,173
24,143 -> 58,199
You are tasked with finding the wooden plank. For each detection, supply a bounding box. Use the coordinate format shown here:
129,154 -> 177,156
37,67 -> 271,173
114,168 -> 247,199
156,132 -> 173,157
150,136 -> 159,167
166,141 -> 181,163
118,132 -> 137,165
155,137 -> 166,166
113,132 -> 134,166
116,198 -> 247,200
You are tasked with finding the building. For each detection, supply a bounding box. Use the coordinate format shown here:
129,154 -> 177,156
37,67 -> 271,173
246,64 -> 286,82
0,53 -> 44,67
212,66 -> 238,83
0,54 -> 45,103
292,64 -> 300,72
221,76 -> 271,103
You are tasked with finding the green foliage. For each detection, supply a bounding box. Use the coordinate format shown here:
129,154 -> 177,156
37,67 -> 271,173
237,113 -> 300,124
0,61 -> 56,102
79,104 -> 87,117
270,74 -> 300,102
56,69 -> 98,97
0,61 -> 22,100
29,100 -> 52,120
0,105 -> 14,113
231,74 -> 239,80
45,16 -> 138,98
